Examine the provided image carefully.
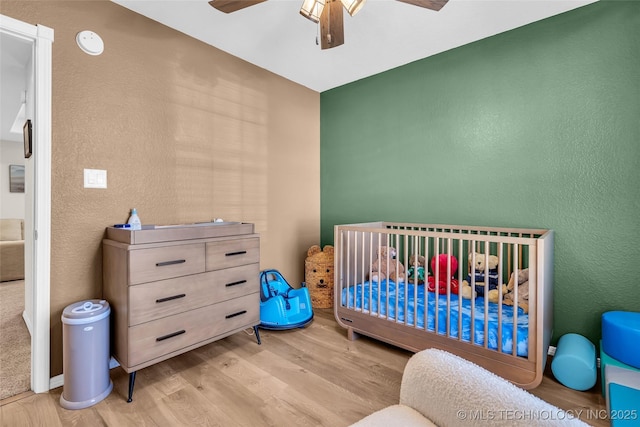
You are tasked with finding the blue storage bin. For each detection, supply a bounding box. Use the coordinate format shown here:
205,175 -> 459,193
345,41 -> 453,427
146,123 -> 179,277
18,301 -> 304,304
551,333 -> 597,391
600,340 -> 640,396
602,311 -> 640,370
609,383 -> 640,427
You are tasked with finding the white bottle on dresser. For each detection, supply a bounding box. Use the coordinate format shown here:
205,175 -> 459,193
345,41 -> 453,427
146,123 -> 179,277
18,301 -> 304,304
127,208 -> 142,230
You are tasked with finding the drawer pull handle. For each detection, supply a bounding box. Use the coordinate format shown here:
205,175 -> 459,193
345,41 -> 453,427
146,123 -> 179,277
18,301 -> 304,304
226,280 -> 247,287
156,294 -> 186,303
225,310 -> 247,319
156,259 -> 186,267
225,251 -> 247,257
156,330 -> 185,341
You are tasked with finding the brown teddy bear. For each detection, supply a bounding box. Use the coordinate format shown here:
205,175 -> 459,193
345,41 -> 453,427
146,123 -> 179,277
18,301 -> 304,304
370,246 -> 405,283
460,252 -> 507,303
504,268 -> 529,313
305,245 -> 334,308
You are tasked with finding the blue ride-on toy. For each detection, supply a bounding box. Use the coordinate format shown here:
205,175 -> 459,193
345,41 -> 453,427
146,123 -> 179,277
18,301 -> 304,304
259,269 -> 314,330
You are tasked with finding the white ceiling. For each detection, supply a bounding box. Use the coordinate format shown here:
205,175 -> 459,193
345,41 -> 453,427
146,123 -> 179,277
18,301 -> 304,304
113,0 -> 597,92
0,0 -> 599,143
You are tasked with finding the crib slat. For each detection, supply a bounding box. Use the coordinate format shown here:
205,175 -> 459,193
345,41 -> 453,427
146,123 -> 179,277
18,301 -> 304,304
365,232 -> 371,316
413,236 -> 419,328
402,235 -> 409,326
469,248 -> 476,343
497,242 -> 504,354
512,244 -> 519,358
356,231 -> 361,312
347,231 -> 352,310
434,238 -> 440,335
483,242 -> 490,351
457,238 -> 463,343
384,235 -> 390,321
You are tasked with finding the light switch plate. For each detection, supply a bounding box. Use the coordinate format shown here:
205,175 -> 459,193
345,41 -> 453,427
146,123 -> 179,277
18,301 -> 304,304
84,168 -> 107,189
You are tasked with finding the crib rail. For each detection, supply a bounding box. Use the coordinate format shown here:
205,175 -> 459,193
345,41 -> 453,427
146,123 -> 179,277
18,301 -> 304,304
334,221 -> 554,389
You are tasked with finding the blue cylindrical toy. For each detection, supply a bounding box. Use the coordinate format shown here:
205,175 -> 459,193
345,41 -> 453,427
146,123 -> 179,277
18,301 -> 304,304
551,333 -> 597,391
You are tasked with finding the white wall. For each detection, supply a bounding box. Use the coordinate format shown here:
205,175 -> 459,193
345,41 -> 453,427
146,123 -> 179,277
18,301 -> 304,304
1,140 -> 25,219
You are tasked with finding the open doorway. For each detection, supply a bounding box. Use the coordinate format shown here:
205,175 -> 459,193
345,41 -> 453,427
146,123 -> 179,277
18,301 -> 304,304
0,30 -> 31,400
0,14 -> 53,397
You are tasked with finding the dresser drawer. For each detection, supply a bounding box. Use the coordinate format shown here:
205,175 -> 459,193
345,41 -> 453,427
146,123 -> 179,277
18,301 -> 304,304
129,243 -> 205,285
128,293 -> 259,367
129,264 -> 260,326
206,238 -> 259,270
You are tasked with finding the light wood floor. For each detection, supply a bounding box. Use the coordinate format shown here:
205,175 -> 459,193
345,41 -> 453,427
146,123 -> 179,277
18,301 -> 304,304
0,309 -> 607,426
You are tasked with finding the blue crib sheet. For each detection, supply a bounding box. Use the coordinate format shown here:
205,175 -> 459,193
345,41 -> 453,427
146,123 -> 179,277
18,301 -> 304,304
341,280 -> 529,357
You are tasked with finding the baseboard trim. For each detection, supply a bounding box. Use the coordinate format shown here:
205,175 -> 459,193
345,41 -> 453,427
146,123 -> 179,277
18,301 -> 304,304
22,310 -> 33,336
49,374 -> 63,390
109,357 -> 120,369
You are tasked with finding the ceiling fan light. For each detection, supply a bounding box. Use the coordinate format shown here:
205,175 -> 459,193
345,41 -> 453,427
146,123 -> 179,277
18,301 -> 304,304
300,0 -> 325,23
341,0 -> 367,16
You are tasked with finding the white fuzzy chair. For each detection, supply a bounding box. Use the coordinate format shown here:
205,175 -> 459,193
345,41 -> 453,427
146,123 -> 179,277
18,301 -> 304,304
351,349 -> 589,426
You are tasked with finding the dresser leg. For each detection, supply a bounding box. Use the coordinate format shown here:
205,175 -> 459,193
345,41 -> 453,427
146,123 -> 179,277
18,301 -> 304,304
127,371 -> 137,403
253,326 -> 262,345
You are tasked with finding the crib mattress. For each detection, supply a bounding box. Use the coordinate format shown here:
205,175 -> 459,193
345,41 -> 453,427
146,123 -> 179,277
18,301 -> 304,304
341,280 -> 529,357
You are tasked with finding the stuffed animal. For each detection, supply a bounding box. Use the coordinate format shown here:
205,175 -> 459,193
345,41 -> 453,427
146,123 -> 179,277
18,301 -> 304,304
460,252 -> 507,303
503,268 -> 529,313
407,254 -> 426,284
427,254 -> 459,294
370,246 -> 405,283
305,245 -> 335,308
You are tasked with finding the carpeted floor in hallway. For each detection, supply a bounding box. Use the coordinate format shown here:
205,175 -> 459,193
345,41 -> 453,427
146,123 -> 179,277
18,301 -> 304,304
0,279 -> 30,400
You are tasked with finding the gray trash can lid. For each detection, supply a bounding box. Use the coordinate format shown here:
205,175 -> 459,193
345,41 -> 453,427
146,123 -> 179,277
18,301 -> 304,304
62,299 -> 110,325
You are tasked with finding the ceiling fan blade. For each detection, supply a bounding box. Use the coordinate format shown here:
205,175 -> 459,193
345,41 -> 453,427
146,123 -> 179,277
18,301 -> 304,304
395,0 -> 448,12
320,0 -> 344,50
208,0 -> 267,13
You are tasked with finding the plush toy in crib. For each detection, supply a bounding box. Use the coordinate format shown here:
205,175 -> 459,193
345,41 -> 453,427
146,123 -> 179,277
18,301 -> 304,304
460,252 -> 507,303
427,254 -> 460,294
503,268 -> 530,313
370,246 -> 405,283
407,254 -> 426,284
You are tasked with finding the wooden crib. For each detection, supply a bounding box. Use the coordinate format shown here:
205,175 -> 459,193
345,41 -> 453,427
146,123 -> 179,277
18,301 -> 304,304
334,221 -> 554,389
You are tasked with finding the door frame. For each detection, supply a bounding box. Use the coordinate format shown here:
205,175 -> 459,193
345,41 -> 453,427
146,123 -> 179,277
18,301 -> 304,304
0,14 -> 53,394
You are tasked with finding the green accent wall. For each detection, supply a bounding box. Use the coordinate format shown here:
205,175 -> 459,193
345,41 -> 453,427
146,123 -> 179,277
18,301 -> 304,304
320,1 -> 640,345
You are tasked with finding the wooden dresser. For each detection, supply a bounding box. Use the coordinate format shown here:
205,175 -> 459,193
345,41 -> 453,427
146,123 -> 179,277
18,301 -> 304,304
102,222 -> 261,402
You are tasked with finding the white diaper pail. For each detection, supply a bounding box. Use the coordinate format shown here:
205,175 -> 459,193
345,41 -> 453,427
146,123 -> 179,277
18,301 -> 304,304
60,299 -> 113,410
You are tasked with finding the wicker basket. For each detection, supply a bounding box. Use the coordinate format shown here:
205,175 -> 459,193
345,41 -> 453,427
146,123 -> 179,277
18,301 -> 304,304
304,245 -> 334,309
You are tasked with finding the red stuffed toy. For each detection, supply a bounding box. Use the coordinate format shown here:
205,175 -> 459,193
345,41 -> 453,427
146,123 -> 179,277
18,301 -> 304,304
427,254 -> 459,294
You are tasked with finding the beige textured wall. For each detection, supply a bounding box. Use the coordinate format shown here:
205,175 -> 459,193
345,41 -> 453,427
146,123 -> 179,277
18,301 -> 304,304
2,1 -> 320,376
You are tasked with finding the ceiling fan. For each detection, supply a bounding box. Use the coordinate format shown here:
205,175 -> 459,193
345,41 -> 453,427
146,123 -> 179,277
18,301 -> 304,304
208,0 -> 449,50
